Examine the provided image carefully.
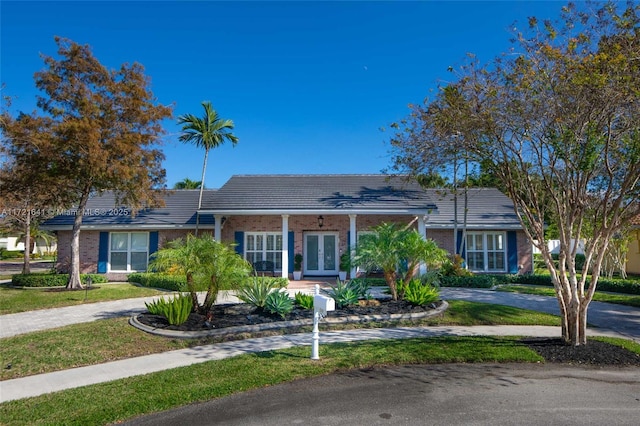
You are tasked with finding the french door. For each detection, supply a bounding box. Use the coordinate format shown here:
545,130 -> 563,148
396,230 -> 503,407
304,232 -> 339,276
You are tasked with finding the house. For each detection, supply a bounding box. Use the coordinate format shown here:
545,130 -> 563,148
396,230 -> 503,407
627,214 -> 640,276
42,175 -> 533,280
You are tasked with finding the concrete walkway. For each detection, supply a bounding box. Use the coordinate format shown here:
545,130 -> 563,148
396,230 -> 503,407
1,287 -> 638,403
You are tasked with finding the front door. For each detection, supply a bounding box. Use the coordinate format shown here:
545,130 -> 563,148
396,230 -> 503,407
304,232 -> 339,276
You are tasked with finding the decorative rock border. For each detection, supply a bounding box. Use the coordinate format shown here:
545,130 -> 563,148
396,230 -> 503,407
129,300 -> 449,339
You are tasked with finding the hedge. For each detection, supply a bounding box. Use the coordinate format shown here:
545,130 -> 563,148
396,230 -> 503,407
128,273 -> 291,292
440,273 -> 640,295
11,273 -> 108,288
127,273 -> 186,291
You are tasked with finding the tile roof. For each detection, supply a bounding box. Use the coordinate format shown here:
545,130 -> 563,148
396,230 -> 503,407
200,174 -> 437,213
41,190 -> 217,230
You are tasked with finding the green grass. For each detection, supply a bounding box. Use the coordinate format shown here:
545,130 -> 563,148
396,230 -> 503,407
496,284 -> 640,308
0,336 -> 546,425
0,283 -> 168,314
0,300 -> 561,381
3,335 -> 638,425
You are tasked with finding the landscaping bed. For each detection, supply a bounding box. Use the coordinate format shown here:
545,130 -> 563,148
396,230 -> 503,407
136,298 -> 442,333
134,299 -> 640,367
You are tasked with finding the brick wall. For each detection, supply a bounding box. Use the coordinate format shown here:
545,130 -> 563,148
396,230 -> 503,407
55,230 -> 101,273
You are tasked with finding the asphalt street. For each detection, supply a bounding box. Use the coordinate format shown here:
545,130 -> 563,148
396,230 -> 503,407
123,363 -> 640,426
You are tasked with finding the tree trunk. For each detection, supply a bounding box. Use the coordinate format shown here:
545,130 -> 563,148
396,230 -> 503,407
22,211 -> 31,274
195,148 -> 209,237
384,270 -> 398,301
66,193 -> 89,289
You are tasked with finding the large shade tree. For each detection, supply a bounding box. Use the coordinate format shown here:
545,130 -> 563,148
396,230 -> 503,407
0,112 -> 68,273
178,102 -> 238,234
21,37 -> 172,288
388,1 -> 640,345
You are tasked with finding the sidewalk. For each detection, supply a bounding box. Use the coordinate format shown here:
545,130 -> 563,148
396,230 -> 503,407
1,287 -> 638,403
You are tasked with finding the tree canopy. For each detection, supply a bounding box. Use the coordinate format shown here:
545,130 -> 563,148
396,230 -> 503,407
2,37 -> 173,288
387,1 -> 640,345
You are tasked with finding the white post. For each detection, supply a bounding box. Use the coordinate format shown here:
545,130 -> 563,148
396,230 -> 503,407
311,284 -> 320,360
349,214 -> 357,279
281,215 -> 289,279
214,215 -> 223,241
418,215 -> 427,276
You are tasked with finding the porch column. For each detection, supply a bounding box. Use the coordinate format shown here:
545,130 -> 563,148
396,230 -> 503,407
418,215 -> 427,275
214,215 -> 223,241
281,215 -> 289,279
349,214 -> 357,278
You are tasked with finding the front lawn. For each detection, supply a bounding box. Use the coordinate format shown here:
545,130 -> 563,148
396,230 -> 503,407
0,283 -> 168,314
0,300 -> 560,381
496,284 -> 640,308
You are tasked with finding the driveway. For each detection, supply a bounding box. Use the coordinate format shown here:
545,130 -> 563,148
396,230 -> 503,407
124,363 -> 640,426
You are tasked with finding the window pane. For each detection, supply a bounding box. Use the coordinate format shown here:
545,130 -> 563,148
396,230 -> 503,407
324,235 -> 336,270
131,233 -> 148,251
468,253 -> 484,271
111,252 -> 127,271
111,233 -> 128,251
267,234 -> 274,250
275,235 -> 283,250
131,252 -> 148,271
495,234 -> 503,250
306,236 -> 319,271
246,235 -> 255,251
487,235 -> 494,250
256,235 -> 263,250
488,252 -> 505,271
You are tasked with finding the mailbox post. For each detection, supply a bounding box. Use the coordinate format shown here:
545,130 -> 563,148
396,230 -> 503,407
311,284 -> 335,360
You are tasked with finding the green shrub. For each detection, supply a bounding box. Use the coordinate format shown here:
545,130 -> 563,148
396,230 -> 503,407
237,276 -> 277,308
419,270 -> 442,288
590,278 -> 640,295
11,273 -> 108,287
265,290 -> 293,318
324,279 -> 359,308
400,278 -> 440,306
145,293 -> 192,325
346,278 -> 371,299
1,250 -> 24,260
128,273 -> 185,291
267,277 -> 289,289
440,254 -> 473,277
440,275 -> 496,288
294,291 -> 314,310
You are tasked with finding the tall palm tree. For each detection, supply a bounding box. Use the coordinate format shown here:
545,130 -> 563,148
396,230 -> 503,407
178,102 -> 238,234
173,178 -> 202,189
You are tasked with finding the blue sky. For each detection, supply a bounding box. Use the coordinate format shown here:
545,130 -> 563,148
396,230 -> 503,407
1,1 -> 566,189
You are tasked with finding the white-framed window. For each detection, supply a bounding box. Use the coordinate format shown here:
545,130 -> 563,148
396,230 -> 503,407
466,232 -> 506,272
109,232 -> 149,272
245,232 -> 283,270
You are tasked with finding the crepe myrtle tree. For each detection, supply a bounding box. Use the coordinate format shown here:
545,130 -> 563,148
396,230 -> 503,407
352,222 -> 447,301
149,234 -> 252,313
386,1 -> 640,345
25,37 -> 173,289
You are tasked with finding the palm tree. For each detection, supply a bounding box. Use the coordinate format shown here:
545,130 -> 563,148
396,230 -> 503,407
352,222 -> 447,301
178,102 -> 238,234
173,178 -> 202,190
149,234 -> 251,313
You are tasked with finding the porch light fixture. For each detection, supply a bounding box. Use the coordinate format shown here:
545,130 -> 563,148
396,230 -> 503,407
317,215 -> 324,228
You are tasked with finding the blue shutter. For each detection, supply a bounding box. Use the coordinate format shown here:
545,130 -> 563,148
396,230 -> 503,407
456,230 -> 465,258
97,232 -> 109,273
234,231 -> 244,256
507,231 -> 518,273
288,231 -> 295,273
149,232 -> 159,256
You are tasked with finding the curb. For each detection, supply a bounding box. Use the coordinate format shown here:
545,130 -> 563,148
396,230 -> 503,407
129,300 -> 450,339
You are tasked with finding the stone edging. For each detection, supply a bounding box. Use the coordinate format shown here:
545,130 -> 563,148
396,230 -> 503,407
129,300 -> 450,339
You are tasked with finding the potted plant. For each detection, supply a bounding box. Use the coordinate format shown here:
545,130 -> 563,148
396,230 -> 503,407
293,253 -> 303,280
338,252 -> 350,281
